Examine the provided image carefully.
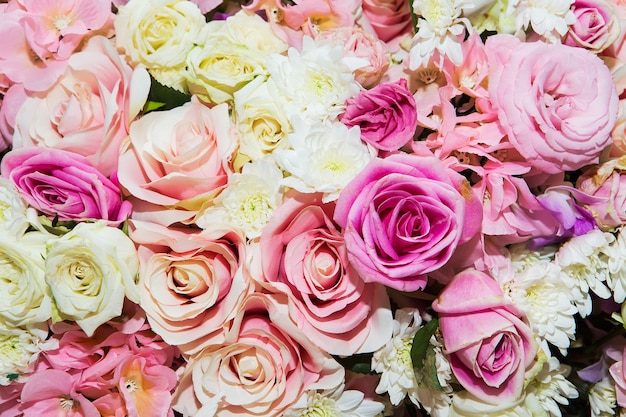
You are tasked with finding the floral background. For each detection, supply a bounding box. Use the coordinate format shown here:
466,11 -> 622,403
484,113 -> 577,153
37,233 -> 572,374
1,0 -> 626,416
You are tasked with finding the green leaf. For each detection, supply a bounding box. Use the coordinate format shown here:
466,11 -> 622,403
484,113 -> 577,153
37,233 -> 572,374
419,344 -> 443,391
145,76 -> 190,112
143,101 -> 166,113
410,318 -> 438,371
351,362 -> 372,374
7,373 -> 19,382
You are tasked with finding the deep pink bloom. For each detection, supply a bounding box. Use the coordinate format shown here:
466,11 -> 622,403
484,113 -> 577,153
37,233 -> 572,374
334,153 -> 482,292
1,147 -> 132,223
340,78 -> 417,152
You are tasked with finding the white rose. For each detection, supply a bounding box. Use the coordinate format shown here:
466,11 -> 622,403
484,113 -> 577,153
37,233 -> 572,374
0,232 -> 52,327
44,222 -> 139,336
449,390 -> 543,417
114,0 -> 205,92
233,76 -> 292,165
0,178 -> 36,237
185,11 -> 287,104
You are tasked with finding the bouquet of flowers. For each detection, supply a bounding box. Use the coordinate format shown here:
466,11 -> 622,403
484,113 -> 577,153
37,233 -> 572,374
3,0 -> 626,415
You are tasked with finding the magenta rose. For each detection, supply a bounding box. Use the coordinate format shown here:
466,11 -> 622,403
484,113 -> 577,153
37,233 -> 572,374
432,269 -> 538,404
487,34 -> 618,175
563,0 -> 621,53
340,79 -> 417,152
259,192 -> 392,356
1,147 -> 131,223
334,154 -> 482,292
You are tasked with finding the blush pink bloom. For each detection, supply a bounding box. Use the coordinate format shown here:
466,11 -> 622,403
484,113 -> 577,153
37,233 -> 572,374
610,346 -> 626,408
432,269 -> 538,404
19,369 -> 100,417
12,35 -> 150,177
0,83 -> 27,152
130,220 -> 252,355
576,156 -> 626,229
259,192 -> 392,355
118,97 -> 235,224
563,0 -> 621,53
487,34 -> 618,175
361,0 -> 413,45
334,153 -> 482,292
340,78 -> 417,152
113,355 -> 177,417
172,293 -> 344,417
1,147 -> 132,223
316,26 -> 390,89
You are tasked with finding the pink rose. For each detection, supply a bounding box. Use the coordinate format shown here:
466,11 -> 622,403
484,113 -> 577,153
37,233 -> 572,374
432,269 -> 538,404
564,0 -> 621,53
12,36 -> 149,177
172,293 -> 344,417
0,147 -> 131,223
340,78 -> 417,152
334,154 -> 482,292
118,96 -> 235,223
317,26 -> 390,89
576,156 -> 626,229
610,346 -> 626,407
361,0 -> 413,44
130,220 -> 252,355
487,34 -> 618,174
259,192 -> 392,356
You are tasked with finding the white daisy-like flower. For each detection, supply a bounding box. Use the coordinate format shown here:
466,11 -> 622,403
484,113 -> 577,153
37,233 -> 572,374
371,309 -> 452,415
504,246 -> 577,355
525,355 -> 578,417
0,322 -> 58,385
265,36 -> 363,122
283,387 -> 385,417
195,157 -> 284,239
408,0 -> 473,70
372,308 -> 422,406
605,227 -> 626,303
589,378 -> 617,417
508,0 -> 576,43
274,118 -> 375,203
555,229 -> 614,317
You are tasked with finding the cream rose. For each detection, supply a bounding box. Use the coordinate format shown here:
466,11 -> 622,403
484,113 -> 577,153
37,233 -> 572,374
114,0 -> 205,92
44,222 -> 139,337
0,232 -> 52,327
185,11 -> 287,104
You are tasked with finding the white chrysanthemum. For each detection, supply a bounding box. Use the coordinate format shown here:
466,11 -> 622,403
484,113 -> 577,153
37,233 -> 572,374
589,379 -> 617,417
0,322 -> 57,385
195,157 -> 283,239
605,227 -> 626,303
413,337 -> 453,417
555,229 -> 613,317
265,36 -> 363,122
283,388 -> 385,417
525,355 -> 578,417
409,0 -> 473,70
372,309 -> 422,406
508,0 -> 576,43
275,119 -> 375,203
504,246 -> 577,355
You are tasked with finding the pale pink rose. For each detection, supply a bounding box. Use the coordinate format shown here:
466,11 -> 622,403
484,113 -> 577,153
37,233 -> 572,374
1,147 -> 132,223
19,369 -> 100,417
317,26 -> 390,89
12,35 -> 150,177
334,154 -> 482,292
487,34 -> 619,175
576,156 -> 626,229
0,83 -> 27,152
432,269 -> 538,404
118,97 -> 235,222
361,0 -> 413,44
172,292 -> 344,417
259,192 -> 392,355
340,78 -> 417,152
130,220 -> 252,355
564,0 -> 621,53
